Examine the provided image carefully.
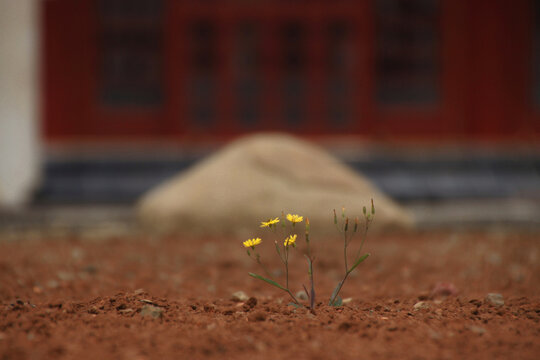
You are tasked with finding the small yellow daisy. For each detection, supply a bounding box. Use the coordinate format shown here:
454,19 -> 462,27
283,234 -> 297,247
260,217 -> 280,228
286,213 -> 303,223
243,238 -> 262,248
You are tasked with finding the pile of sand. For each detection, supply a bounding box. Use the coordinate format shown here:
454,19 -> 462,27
137,133 -> 413,236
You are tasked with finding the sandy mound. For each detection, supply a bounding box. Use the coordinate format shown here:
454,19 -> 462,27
137,133 -> 413,236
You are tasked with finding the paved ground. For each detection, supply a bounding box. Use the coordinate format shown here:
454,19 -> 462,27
1,198 -> 539,240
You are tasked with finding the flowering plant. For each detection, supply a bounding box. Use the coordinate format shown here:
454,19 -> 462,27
243,200 -> 375,309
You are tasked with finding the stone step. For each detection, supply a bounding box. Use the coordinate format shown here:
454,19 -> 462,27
34,154 -> 540,204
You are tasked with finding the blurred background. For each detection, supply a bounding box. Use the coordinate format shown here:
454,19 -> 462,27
1,0 -> 540,229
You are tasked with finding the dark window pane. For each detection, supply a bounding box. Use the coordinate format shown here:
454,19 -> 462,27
281,22 -> 306,127
376,0 -> 440,106
188,20 -> 217,127
326,21 -> 355,129
98,0 -> 164,107
235,22 -> 261,127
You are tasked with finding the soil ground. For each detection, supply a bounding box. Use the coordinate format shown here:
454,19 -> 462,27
0,230 -> 539,359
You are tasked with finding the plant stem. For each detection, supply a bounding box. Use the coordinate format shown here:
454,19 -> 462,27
285,246 -> 289,290
344,232 -> 349,273
328,272 -> 349,306
308,257 -> 315,309
355,219 -> 370,260
285,289 -> 301,306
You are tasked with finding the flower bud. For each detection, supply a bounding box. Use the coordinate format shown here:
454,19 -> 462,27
333,209 -> 337,225
371,198 -> 375,215
344,217 -> 349,232
354,217 -> 359,232
363,206 -> 366,215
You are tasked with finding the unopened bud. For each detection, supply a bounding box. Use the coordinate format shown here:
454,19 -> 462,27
333,209 -> 337,225
371,198 -> 375,215
342,207 -> 346,218
306,217 -> 310,233
344,217 -> 349,232
354,217 -> 359,232
363,206 -> 367,215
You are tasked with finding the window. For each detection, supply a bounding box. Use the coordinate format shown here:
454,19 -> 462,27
234,22 -> 261,127
98,0 -> 164,107
188,20 -> 217,127
376,0 -> 440,106
326,20 -> 355,128
281,22 -> 307,128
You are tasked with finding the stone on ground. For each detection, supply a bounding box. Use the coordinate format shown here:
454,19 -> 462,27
485,293 -> 504,307
137,133 -> 413,236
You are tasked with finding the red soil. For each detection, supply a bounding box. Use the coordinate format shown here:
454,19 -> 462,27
1,230 -> 539,359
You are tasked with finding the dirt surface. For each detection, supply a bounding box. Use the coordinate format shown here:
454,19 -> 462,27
0,230 -> 539,359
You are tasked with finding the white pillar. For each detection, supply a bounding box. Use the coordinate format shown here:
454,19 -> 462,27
0,0 -> 41,207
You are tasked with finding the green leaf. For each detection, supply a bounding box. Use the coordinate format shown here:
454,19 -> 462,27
331,296 -> 343,307
249,272 -> 287,291
329,280 -> 344,306
288,302 -> 301,308
348,253 -> 370,274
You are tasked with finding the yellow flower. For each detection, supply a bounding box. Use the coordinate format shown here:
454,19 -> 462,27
286,213 -> 303,223
260,217 -> 280,228
243,238 -> 262,248
283,234 -> 297,247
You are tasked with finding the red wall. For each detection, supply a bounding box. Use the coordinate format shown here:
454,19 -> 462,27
42,0 -> 539,142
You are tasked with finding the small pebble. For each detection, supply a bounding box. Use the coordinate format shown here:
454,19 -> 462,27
413,301 -> 430,311
140,305 -> 163,319
485,293 -> 504,307
231,291 -> 249,302
296,290 -> 308,301
243,297 -> 257,310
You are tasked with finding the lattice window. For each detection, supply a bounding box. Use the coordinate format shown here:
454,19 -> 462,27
376,0 -> 440,106
98,0 -> 164,107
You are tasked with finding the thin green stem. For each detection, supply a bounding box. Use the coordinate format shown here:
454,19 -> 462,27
286,289 -> 301,306
343,232 -> 349,273
308,257 -> 315,309
284,249 -> 288,290
355,219 -> 371,260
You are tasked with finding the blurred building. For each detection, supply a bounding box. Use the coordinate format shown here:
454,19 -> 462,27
1,0 -> 540,206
